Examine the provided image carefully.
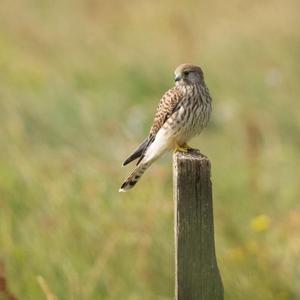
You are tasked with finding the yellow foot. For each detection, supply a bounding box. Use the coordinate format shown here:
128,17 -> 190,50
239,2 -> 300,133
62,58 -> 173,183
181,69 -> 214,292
174,143 -> 191,153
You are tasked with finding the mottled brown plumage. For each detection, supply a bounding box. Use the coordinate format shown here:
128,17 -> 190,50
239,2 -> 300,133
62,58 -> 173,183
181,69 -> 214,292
150,87 -> 182,136
120,64 -> 212,192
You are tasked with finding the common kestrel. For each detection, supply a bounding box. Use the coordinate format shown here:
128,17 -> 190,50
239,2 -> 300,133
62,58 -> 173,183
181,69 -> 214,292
120,64 -> 212,192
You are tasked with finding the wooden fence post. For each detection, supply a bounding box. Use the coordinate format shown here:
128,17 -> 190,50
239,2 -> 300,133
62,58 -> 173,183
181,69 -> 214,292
173,151 -> 224,300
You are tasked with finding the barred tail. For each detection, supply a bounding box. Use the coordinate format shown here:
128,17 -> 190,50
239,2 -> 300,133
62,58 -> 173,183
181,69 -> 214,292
119,162 -> 151,192
120,127 -> 170,192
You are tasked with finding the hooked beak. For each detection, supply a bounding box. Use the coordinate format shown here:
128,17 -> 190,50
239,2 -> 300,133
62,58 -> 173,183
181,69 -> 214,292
175,74 -> 182,82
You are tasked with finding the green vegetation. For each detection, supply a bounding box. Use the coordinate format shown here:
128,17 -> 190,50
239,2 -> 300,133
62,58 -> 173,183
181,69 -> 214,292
0,0 -> 299,299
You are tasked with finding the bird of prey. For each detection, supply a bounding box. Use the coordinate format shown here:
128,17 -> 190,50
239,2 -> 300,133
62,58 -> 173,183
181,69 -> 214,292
119,64 -> 212,192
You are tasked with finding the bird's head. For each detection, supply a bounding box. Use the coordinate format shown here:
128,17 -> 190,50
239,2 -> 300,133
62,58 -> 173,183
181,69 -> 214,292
174,64 -> 204,86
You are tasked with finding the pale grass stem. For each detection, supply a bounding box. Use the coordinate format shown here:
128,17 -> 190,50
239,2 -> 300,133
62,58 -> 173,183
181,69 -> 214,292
37,275 -> 58,300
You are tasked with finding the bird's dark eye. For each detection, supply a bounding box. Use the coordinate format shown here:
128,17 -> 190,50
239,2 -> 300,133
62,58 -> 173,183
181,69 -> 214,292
183,71 -> 189,76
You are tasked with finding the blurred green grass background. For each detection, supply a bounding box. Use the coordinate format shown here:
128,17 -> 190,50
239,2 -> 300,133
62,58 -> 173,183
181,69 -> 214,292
0,0 -> 300,299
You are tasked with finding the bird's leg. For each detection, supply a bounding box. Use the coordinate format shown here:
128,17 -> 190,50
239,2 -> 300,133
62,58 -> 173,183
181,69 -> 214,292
183,143 -> 196,152
174,142 -> 203,155
174,142 -> 189,153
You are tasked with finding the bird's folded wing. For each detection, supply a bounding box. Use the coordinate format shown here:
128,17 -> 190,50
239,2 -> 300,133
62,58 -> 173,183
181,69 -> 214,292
150,86 -> 183,136
123,87 -> 183,166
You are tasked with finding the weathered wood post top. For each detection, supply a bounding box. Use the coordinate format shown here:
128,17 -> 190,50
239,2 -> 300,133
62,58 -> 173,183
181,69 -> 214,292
173,151 -> 224,300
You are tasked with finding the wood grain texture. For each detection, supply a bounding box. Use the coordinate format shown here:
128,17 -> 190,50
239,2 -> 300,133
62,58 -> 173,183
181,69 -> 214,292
173,151 -> 224,300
